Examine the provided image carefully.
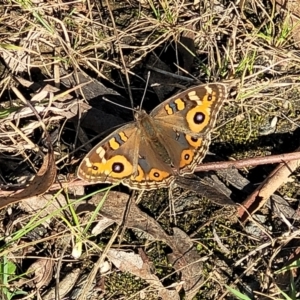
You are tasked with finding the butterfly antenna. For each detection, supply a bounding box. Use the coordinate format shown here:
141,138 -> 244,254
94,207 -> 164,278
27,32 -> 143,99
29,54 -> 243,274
139,71 -> 151,111
102,96 -> 137,113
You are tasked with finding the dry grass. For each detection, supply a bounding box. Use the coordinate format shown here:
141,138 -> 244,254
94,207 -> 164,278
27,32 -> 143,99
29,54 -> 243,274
0,0 -> 300,299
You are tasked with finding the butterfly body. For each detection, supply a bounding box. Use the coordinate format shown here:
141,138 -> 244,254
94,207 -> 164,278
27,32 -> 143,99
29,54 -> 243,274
77,83 -> 228,190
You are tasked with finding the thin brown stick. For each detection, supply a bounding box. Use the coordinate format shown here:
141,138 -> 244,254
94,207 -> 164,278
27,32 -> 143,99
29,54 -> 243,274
201,150 -> 300,222
195,151 -> 300,172
237,148 -> 300,222
2,150 -> 300,195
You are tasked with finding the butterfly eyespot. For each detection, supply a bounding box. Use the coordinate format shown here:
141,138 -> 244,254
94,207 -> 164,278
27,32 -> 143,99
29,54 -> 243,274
180,149 -> 194,168
112,162 -> 124,173
185,135 -> 203,148
184,153 -> 190,161
194,112 -> 205,124
148,168 -> 170,181
207,94 -> 212,101
92,166 -> 98,171
153,172 -> 160,178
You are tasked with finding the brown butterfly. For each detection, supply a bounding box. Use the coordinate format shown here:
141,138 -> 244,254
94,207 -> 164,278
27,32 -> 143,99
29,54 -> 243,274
77,83 -> 228,190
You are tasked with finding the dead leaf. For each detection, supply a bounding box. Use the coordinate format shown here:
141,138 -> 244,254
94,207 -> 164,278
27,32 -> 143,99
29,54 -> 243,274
91,216 -> 115,235
28,258 -> 54,289
89,192 -> 205,297
19,193 -> 68,225
0,150 -> 57,209
107,249 -> 155,281
107,248 -> 180,300
168,228 -> 204,300
91,191 -> 176,247
175,174 -> 236,206
42,268 -> 81,300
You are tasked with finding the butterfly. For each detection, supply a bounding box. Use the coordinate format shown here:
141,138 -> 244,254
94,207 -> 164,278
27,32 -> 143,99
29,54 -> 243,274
77,83 -> 228,190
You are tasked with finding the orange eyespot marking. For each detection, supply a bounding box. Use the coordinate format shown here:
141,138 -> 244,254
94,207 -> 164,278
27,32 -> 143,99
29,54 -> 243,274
165,104 -> 173,115
186,107 -> 210,133
148,168 -> 170,181
119,131 -> 128,142
180,149 -> 194,168
89,155 -> 133,179
131,165 -> 145,182
174,98 -> 185,111
108,132 -> 128,150
165,98 -> 186,115
186,135 -> 202,148
108,137 -> 121,150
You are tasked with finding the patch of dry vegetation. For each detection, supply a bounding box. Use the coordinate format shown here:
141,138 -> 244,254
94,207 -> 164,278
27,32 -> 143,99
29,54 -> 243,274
0,0 -> 300,299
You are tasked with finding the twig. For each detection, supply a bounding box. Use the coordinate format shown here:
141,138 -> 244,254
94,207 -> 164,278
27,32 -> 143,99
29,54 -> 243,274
237,147 -> 300,222
195,151 -> 300,172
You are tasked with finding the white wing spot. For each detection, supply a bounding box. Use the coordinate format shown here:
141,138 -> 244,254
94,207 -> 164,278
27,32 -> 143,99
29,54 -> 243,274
205,86 -> 213,94
85,158 -> 92,167
96,146 -> 106,159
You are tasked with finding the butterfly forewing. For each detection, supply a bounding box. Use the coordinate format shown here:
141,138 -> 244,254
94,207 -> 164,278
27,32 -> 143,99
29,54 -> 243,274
150,83 -> 227,174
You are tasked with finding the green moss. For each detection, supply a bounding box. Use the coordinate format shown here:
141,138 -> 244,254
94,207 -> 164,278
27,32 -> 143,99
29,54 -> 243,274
106,272 -> 148,298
